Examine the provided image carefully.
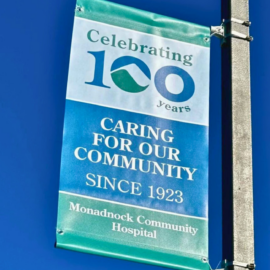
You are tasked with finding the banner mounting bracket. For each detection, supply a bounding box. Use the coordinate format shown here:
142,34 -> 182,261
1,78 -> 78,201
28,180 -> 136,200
211,25 -> 225,39
211,19 -> 253,42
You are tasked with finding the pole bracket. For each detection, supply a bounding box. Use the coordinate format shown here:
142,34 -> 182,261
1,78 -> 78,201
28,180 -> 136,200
223,18 -> 251,27
213,260 -> 256,270
216,260 -> 256,269
225,261 -> 256,269
211,19 -> 253,42
227,31 -> 253,41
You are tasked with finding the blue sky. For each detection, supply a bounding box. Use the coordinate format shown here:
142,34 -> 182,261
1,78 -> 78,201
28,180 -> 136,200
0,0 -> 268,269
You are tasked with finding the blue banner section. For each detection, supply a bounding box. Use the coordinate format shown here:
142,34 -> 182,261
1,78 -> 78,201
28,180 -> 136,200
60,100 -> 208,218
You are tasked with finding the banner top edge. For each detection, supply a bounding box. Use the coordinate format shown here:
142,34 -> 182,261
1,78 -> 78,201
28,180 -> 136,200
75,0 -> 211,48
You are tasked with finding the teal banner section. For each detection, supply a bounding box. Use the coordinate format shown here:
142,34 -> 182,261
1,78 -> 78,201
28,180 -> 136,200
75,0 -> 210,47
57,192 -> 208,270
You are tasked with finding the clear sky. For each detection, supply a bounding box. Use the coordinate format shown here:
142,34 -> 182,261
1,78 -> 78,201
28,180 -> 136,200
0,0 -> 267,269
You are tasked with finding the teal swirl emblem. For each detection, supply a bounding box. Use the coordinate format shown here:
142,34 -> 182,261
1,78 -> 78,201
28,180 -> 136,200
110,56 -> 151,93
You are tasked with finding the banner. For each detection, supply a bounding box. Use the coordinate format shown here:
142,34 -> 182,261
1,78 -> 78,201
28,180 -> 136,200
56,0 -> 210,269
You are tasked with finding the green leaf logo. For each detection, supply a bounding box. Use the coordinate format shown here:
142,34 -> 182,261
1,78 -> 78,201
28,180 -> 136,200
110,56 -> 151,93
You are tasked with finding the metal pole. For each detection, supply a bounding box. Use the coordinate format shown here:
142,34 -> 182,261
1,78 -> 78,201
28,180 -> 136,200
221,0 -> 255,269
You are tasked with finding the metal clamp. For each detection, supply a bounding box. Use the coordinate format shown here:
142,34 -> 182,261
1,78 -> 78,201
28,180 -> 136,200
224,260 -> 256,269
227,31 -> 253,41
213,260 -> 255,270
226,261 -> 256,269
224,18 -> 251,27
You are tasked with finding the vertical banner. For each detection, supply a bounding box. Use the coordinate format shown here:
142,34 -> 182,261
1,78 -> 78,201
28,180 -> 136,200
56,0 -> 210,269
